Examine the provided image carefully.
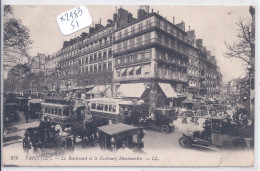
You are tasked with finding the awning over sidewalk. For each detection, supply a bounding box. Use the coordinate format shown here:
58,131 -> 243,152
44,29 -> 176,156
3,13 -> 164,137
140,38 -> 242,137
116,83 -> 146,98
158,83 -> 178,98
86,85 -> 111,96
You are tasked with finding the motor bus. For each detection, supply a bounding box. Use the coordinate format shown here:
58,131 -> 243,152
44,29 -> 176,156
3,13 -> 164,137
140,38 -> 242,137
28,99 -> 44,119
87,98 -> 145,125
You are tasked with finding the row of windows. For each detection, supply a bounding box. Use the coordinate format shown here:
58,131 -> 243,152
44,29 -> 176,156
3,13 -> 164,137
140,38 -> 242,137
91,103 -> 116,113
115,49 -> 151,65
157,49 -> 187,66
116,19 -> 152,40
116,32 -> 151,50
60,49 -> 112,69
44,107 -> 70,117
60,62 -> 113,77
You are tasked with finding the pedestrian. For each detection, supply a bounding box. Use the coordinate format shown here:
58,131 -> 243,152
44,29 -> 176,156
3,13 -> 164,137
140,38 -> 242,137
24,105 -> 29,123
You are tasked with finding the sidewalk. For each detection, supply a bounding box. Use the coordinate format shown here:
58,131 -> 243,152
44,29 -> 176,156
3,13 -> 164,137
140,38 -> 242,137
3,113 -> 40,147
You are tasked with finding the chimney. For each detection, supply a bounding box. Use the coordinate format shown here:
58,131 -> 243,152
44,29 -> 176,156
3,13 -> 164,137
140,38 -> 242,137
151,9 -> 153,13
172,16 -> 175,24
107,19 -> 113,25
196,39 -> 203,47
189,26 -> 190,31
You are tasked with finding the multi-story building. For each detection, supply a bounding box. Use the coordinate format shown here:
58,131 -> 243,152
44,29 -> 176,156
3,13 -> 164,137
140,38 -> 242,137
113,8 -> 190,112
186,30 -> 200,98
196,39 -> 219,98
58,21 -> 114,98
45,6 -> 222,113
30,53 -> 46,74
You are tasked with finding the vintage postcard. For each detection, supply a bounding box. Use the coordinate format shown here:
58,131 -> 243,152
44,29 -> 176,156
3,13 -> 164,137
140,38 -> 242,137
2,5 -> 255,167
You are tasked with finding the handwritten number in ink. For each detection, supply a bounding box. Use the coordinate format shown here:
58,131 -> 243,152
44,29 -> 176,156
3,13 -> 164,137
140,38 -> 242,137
71,21 -> 75,30
76,21 -> 79,28
60,15 -> 65,22
74,10 -> 78,18
65,13 -> 69,21
70,12 -> 74,21
77,7 -> 82,16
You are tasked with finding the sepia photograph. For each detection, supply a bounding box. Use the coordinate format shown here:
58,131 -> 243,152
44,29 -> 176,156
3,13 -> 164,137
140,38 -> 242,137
1,4 -> 255,167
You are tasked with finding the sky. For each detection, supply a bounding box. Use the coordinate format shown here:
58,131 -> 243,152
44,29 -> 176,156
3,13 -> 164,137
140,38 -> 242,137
10,5 -> 252,82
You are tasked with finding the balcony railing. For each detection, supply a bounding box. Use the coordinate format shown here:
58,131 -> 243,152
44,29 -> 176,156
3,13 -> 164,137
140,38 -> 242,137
114,21 -> 193,46
113,38 -> 189,56
59,42 -> 112,63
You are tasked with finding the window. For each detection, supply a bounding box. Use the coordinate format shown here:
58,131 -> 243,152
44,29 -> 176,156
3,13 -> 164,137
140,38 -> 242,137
138,23 -> 142,31
98,63 -> 102,72
108,62 -> 112,71
146,20 -> 151,29
130,38 -> 134,48
91,103 -> 96,109
137,53 -> 142,60
90,55 -> 93,63
97,103 -> 104,110
137,36 -> 142,46
94,64 -> 97,73
98,52 -> 102,61
104,104 -> 108,111
136,67 -> 141,75
103,63 -> 107,72
94,53 -> 97,61
131,26 -> 135,34
124,29 -> 128,37
103,51 -> 107,59
130,55 -> 134,61
145,50 -> 150,59
123,41 -> 128,50
118,32 -> 122,39
90,66 -> 93,73
108,49 -> 112,58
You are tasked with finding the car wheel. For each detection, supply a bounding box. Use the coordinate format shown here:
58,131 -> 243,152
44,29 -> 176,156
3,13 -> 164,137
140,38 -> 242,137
160,124 -> 170,133
179,137 -> 191,148
169,125 -> 175,132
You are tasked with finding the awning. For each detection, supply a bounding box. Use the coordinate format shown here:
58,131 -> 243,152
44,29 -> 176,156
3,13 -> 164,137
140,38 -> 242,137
127,67 -> 134,73
86,85 -> 111,95
120,68 -> 127,74
116,83 -> 146,98
158,83 -> 178,98
134,66 -> 141,71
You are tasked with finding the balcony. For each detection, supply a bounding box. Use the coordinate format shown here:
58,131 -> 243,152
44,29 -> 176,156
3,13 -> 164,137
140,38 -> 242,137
113,38 -> 189,57
114,21 -> 193,46
116,74 -> 150,81
59,42 -> 112,63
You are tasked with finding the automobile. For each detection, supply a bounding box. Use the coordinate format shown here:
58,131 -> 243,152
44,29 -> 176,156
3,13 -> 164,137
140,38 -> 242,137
22,121 -> 74,155
4,102 -> 19,124
178,116 -> 250,150
28,99 -> 44,119
139,108 -> 177,133
97,123 -> 145,152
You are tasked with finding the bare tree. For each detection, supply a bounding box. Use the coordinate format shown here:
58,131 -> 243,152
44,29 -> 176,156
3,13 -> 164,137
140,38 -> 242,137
224,17 -> 255,68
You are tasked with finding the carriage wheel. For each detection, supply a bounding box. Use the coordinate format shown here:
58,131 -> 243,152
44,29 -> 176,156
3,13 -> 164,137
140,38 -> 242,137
160,124 -> 170,133
179,137 -> 191,148
33,148 -> 42,156
23,139 -> 30,155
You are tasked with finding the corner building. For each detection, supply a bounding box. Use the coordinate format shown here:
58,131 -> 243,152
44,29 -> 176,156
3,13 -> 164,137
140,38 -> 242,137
113,8 -> 190,113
